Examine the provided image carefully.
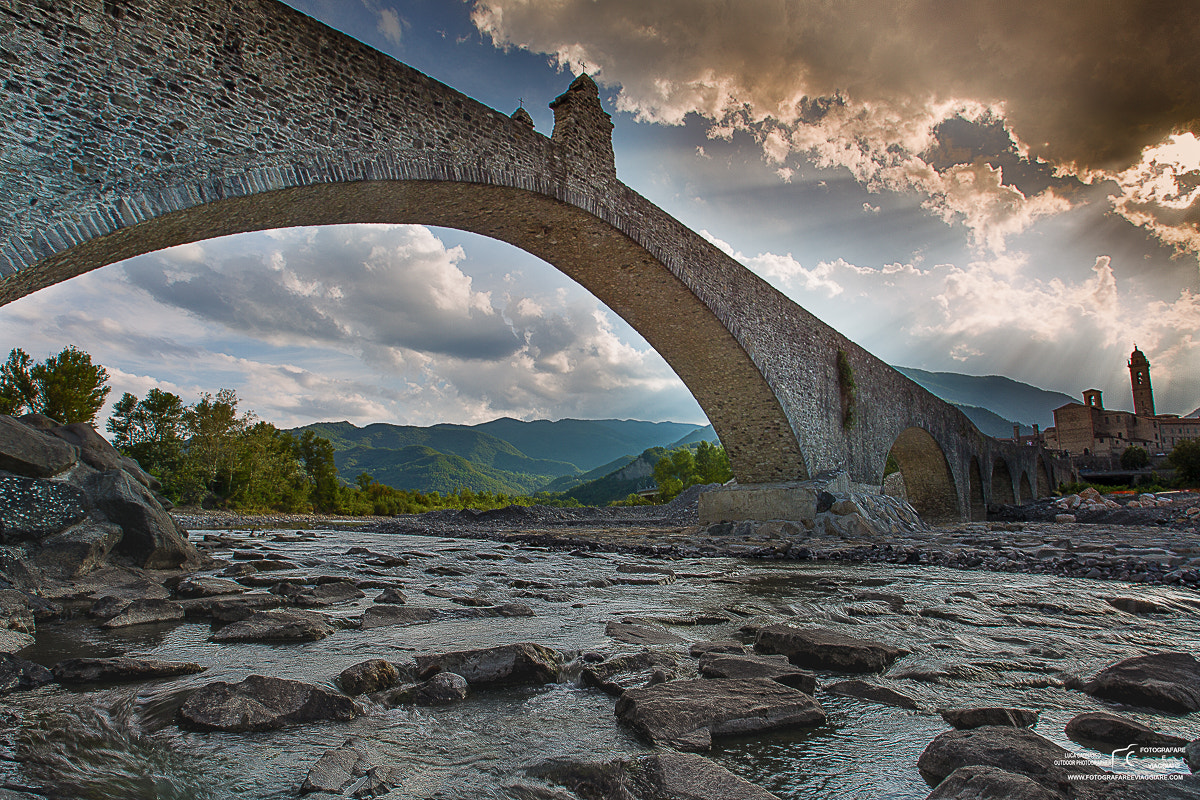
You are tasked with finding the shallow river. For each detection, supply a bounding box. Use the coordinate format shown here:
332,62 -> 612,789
4,528 -> 1200,799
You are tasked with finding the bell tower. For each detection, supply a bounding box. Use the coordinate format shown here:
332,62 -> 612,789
1129,345 -> 1155,417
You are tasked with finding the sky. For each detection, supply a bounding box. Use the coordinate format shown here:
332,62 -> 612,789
3,0 -> 1198,430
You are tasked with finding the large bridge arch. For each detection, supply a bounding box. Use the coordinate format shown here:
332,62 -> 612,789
0,0 -> 1074,518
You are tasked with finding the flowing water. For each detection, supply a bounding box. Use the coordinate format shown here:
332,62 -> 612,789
4,528 -> 1200,799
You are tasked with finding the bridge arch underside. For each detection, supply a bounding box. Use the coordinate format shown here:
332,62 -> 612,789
1,179 -> 810,485
991,459 -> 1016,505
886,427 -> 958,523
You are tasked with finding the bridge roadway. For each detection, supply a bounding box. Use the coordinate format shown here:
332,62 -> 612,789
0,0 -> 1073,521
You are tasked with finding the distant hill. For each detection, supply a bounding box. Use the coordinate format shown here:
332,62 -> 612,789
666,424 -> 720,448
1189,407 -> 1200,419
955,404 -> 1031,439
473,418 -> 701,471
289,418 -> 712,494
894,367 -> 1076,429
562,446 -> 667,506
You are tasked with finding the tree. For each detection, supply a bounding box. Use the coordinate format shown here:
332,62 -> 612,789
296,430 -> 341,512
653,443 -> 733,502
1120,445 -> 1149,470
107,388 -> 187,482
1168,439 -> 1200,485
0,346 -> 110,423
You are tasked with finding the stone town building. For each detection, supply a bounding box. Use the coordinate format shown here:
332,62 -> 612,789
1044,347 -> 1200,458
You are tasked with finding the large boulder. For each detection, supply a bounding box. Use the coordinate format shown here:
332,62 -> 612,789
47,423 -> 158,491
0,416 -> 78,478
0,474 -> 90,542
415,642 -> 562,687
917,726 -> 1103,794
615,677 -> 825,751
178,674 -> 358,732
339,658 -> 403,696
299,737 -> 399,796
84,469 -> 196,569
30,520 -> 123,578
755,624 -> 908,673
1078,652 -> 1200,713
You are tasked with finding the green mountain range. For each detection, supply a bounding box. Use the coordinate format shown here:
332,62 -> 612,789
291,370 -> 1076,497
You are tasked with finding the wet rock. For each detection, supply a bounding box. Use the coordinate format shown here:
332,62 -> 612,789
415,642 -> 562,687
1079,652 -> 1200,713
615,677 -> 825,751
689,640 -> 748,657
1064,711 -> 1189,749
826,679 -> 919,710
940,707 -> 1038,729
529,750 -> 783,800
0,590 -> 36,634
1187,740 -> 1199,773
179,593 -> 284,622
581,651 -> 682,696
0,653 -> 54,694
917,726 -> 1103,793
99,598 -> 185,628
374,587 -> 407,604
605,621 -> 685,646
210,609 -> 334,642
698,652 -> 816,693
0,416 -> 78,477
173,576 -> 245,599
299,737 -> 399,796
284,581 -> 365,607
923,765 -> 1063,800
360,605 -> 440,629
179,674 -> 358,732
1105,596 -> 1173,614
51,657 -> 205,684
754,624 -> 907,673
386,672 -> 470,706
339,659 -> 401,696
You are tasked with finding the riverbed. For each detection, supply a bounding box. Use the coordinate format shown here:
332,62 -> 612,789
3,525 -> 1200,799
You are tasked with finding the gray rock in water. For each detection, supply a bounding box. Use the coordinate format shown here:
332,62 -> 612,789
173,576 -> 245,599
605,621 -> 685,646
210,609 -> 334,642
0,416 -> 78,478
0,653 -> 54,694
755,624 -> 908,673
923,765 -> 1063,800
689,640 -> 748,657
299,736 -> 399,796
917,726 -> 1102,794
940,707 -> 1038,730
387,672 -> 469,706
826,679 -> 919,710
528,750 -> 783,800
99,598 -> 185,628
698,652 -> 816,693
615,677 -> 825,751
179,674 -> 358,732
339,658 -> 401,696
179,593 -> 284,622
581,651 -> 682,696
289,582 -> 365,607
52,656 -> 205,684
0,628 -> 35,655
375,586 -> 407,605
1064,711 -> 1189,749
1080,652 -> 1200,713
416,642 -> 562,687
360,605 -> 440,629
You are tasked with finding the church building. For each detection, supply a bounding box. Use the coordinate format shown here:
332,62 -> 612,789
1043,346 -> 1200,458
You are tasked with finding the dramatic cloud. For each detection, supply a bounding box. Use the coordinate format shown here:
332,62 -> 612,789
0,225 -> 704,427
472,0 -> 1200,257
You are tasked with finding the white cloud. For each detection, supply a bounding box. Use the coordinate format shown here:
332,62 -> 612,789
376,7 -> 402,45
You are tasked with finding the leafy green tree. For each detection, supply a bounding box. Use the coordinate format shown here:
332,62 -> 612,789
653,442 -> 732,502
0,346 -> 110,423
177,389 -> 246,503
1120,445 -> 1149,470
296,429 -> 341,512
0,349 -> 36,416
1168,439 -> 1200,485
107,389 -> 188,484
694,440 -> 732,484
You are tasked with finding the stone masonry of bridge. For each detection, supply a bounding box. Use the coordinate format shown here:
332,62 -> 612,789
0,0 -> 1072,521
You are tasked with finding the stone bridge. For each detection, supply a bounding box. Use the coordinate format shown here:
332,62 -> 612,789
0,0 -> 1072,521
